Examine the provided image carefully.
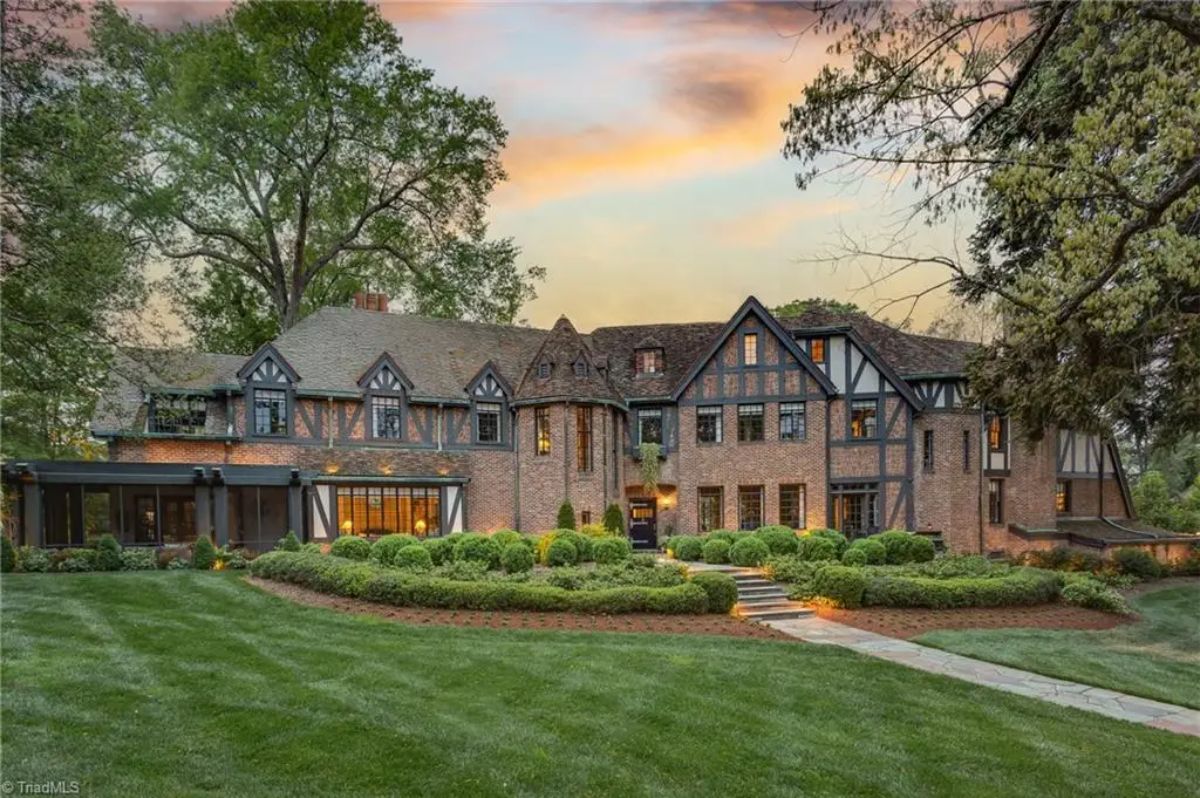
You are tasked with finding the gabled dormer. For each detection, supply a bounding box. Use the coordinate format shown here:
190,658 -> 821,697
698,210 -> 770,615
514,315 -> 623,406
238,344 -> 299,438
466,361 -> 512,445
358,353 -> 412,441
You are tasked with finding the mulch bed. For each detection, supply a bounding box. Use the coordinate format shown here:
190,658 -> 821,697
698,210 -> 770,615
814,604 -> 1133,640
247,576 -> 797,641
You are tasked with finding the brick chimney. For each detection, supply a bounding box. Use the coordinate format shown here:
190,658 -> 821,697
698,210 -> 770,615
352,292 -> 390,312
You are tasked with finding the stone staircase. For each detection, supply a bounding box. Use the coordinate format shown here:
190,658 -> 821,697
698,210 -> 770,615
685,563 -> 813,621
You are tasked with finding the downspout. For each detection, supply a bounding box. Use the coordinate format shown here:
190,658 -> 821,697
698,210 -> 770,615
977,408 -> 986,554
513,407 -> 521,531
1098,441 -> 1105,518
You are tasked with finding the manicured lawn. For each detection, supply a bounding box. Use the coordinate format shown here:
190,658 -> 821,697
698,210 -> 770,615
2,573 -> 1197,797
918,583 -> 1200,709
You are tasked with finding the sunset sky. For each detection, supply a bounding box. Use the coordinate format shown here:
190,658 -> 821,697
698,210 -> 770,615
120,0 -> 969,333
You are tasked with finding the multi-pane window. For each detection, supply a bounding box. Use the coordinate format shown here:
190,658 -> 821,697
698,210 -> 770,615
574,361 -> 588,377
850,399 -> 878,439
253,389 -> 287,436
336,485 -> 441,537
742,333 -> 758,366
988,479 -> 1004,523
634,348 -> 664,375
737,485 -> 763,530
963,430 -> 971,472
372,396 -> 403,439
987,414 -> 1007,451
476,402 -> 501,444
832,483 -> 879,537
537,361 -> 551,379
698,487 -> 723,533
779,484 -> 805,529
810,338 -> 825,364
697,406 -> 722,443
738,404 -> 764,442
638,408 -> 663,445
535,407 -> 551,455
779,402 -> 806,441
1055,480 -> 1071,514
922,429 -> 935,471
575,406 -> 593,471
150,395 -> 206,434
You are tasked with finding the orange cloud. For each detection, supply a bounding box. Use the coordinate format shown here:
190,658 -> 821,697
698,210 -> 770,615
713,198 -> 858,246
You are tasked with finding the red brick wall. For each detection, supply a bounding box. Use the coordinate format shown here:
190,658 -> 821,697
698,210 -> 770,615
912,413 -> 984,553
515,402 -> 615,532
1069,477 -> 1130,518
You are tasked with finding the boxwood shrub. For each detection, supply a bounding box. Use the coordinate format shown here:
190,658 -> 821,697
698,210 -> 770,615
592,537 -> 632,565
796,536 -> 838,562
120,547 -> 158,571
18,547 -> 50,573
1060,577 -> 1131,614
501,542 -> 535,573
423,537 -> 454,566
370,534 -> 421,566
396,544 -> 434,571
862,568 -> 1059,609
671,535 -> 704,562
844,538 -> 886,565
754,525 -> 799,555
730,536 -> 770,567
330,535 -> 372,561
276,531 -> 302,552
546,537 -> 578,567
804,528 -> 849,557
250,551 -> 708,614
870,530 -> 935,564
56,549 -> 97,572
95,534 -> 123,572
702,538 -> 731,564
690,571 -> 738,613
1110,547 -> 1163,580
812,565 -> 868,609
453,534 -> 502,569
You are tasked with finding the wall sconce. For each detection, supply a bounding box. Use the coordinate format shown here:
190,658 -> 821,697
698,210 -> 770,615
340,519 -> 353,536
415,519 -> 427,536
325,463 -> 340,475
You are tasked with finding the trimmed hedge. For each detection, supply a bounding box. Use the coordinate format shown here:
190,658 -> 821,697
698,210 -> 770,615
423,537 -> 454,566
812,565 -> 867,609
795,536 -> 838,562
671,536 -> 704,562
453,534 -> 502,569
501,542 -> 535,573
250,551 -> 708,614
120,548 -> 157,570
370,534 -> 421,566
592,537 -> 632,565
871,530 -> 935,564
491,530 -> 522,549
1060,577 -> 1131,614
804,528 -> 849,557
690,571 -> 738,613
331,535 -> 372,561
396,544 -> 433,571
862,568 -> 1059,609
702,538 -> 731,564
844,538 -> 886,565
754,526 -> 799,555
546,538 -> 578,567
730,536 -> 770,567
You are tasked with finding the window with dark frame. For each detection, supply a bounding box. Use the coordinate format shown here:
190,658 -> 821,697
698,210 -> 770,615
922,429 -> 935,471
988,479 -> 1004,523
963,430 -> 971,472
335,485 -> 441,537
698,487 -> 723,533
580,510 -> 592,525
150,395 -> 207,434
737,485 -> 763,530
476,402 -> 501,444
737,404 -> 764,442
831,483 -> 879,537
573,361 -> 588,378
575,406 -> 593,471
535,407 -> 551,455
253,388 -> 287,436
742,333 -> 758,366
850,399 -> 878,439
638,408 -> 663,445
537,361 -> 551,379
634,348 -> 664,375
780,402 -> 806,441
810,338 -> 825,364
372,396 -> 403,439
779,484 -> 805,529
987,414 -> 1007,451
1055,480 -> 1071,514
696,405 -> 722,443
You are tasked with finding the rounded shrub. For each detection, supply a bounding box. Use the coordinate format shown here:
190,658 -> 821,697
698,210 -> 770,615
491,529 -> 522,550
690,571 -> 738,613
805,528 -> 849,557
579,523 -> 609,539
423,537 -> 454,566
813,565 -> 868,608
546,537 -> 578,567
501,542 -> 535,573
95,533 -> 123,572
1110,547 -> 1163,580
730,536 -> 770,567
192,535 -> 218,570
58,549 -> 97,572
671,536 -> 704,562
395,544 -> 433,571
1,536 -> 14,573
707,529 -> 737,545
872,530 -> 935,564
276,531 -> 302,552
18,546 -> 51,573
330,535 -> 372,561
840,547 -> 867,566
702,538 -> 731,564
755,525 -> 799,555
796,536 -> 838,562
453,534 -> 502,569
119,548 -> 157,571
846,538 -> 886,565
370,534 -> 421,566
1061,578 -> 1130,614
592,537 -> 631,565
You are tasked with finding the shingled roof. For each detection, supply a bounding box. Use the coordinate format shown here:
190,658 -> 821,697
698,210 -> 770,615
587,322 -> 725,400
515,317 -> 623,404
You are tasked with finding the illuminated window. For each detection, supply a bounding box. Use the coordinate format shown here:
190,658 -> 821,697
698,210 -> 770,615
575,406 -> 593,471
335,485 -> 441,537
535,407 -> 551,455
987,414 -> 1007,451
780,402 -> 806,441
697,406 -> 722,443
1055,480 -> 1071,514
737,404 -> 764,442
988,479 -> 1004,523
634,348 -> 664,375
810,339 -> 825,364
737,485 -> 763,530
476,402 -> 500,444
850,400 -> 877,439
743,333 -> 758,366
372,396 -> 403,439
780,484 -> 805,529
698,487 -> 723,532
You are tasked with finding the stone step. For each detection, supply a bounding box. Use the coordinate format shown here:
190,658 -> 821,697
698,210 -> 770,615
731,577 -> 772,587
737,584 -> 785,594
737,595 -> 791,606
736,602 -> 813,621
737,592 -> 789,603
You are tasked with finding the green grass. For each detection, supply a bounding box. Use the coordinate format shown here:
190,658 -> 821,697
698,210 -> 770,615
918,584 -> 1200,709
2,573 -> 1197,797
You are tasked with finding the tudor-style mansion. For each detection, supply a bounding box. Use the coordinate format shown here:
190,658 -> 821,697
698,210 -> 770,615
3,295 -> 1187,559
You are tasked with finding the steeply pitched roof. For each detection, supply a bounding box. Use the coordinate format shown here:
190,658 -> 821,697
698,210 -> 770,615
587,321 -> 725,400
92,349 -> 246,432
515,317 -> 623,404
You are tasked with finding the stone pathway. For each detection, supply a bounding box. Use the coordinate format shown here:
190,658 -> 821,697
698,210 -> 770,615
765,616 -> 1200,737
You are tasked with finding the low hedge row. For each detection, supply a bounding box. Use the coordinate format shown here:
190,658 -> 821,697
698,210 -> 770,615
250,551 -> 714,614
860,568 -> 1060,609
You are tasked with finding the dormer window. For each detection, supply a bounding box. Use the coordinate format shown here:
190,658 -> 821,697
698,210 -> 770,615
743,333 -> 759,366
810,338 -> 825,364
253,389 -> 288,436
373,396 -> 403,439
573,360 -> 588,378
635,348 -> 664,375
538,362 -> 552,380
149,395 -> 207,434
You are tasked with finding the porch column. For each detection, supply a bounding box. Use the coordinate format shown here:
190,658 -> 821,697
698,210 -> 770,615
194,484 -> 212,541
212,483 -> 229,547
287,483 -> 303,539
22,480 -> 42,547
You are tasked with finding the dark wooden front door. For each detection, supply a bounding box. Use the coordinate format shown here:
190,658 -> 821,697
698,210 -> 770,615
628,499 -> 657,550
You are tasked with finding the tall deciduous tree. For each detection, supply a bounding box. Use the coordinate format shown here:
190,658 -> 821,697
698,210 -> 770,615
90,0 -> 541,350
784,1 -> 1199,446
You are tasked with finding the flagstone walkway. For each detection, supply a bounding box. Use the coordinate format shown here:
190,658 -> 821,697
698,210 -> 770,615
764,615 -> 1200,737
